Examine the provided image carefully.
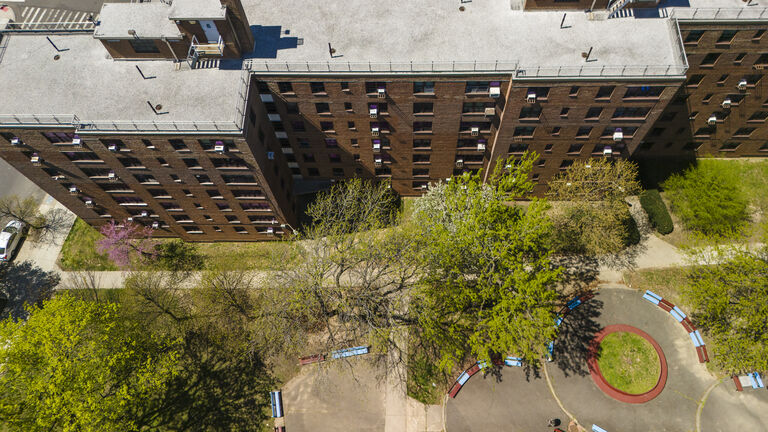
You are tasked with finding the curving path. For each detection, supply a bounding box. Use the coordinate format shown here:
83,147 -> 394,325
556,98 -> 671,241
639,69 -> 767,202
445,286 -> 767,432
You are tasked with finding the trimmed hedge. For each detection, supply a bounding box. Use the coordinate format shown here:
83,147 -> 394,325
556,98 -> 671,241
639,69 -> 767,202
639,189 -> 674,235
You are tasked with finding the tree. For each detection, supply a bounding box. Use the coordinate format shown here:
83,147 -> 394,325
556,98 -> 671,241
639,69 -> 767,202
682,246 -> 768,374
410,152 -> 561,372
97,219 -> 156,268
547,158 -> 642,255
153,239 -> 204,273
0,195 -> 71,243
0,294 -> 180,432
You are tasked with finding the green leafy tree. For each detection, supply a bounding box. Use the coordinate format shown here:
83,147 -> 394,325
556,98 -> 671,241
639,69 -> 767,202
411,152 -> 561,372
682,246 -> 768,374
0,294 -> 180,432
547,158 -> 642,255
663,163 -> 749,237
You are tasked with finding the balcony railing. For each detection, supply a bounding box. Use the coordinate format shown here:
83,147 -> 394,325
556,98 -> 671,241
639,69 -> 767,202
670,7 -> 768,21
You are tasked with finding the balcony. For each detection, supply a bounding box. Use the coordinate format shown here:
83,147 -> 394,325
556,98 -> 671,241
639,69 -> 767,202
190,35 -> 224,57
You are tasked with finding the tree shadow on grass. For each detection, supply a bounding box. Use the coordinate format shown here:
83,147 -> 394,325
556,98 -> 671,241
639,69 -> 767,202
553,297 -> 604,378
0,260 -> 61,320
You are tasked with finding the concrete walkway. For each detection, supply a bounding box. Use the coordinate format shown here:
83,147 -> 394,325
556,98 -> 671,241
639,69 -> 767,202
15,194 -> 76,273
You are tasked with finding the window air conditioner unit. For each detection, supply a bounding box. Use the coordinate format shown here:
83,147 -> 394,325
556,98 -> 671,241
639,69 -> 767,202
374,158 -> 382,167
603,146 -> 613,157
738,79 -> 748,90
30,154 -> 41,166
140,210 -> 149,218
69,186 -> 78,195
477,142 -> 486,152
369,107 -> 378,118
484,107 -> 496,117
214,141 -> 226,153
371,127 -> 380,137
72,136 -> 82,147
85,200 -> 94,208
526,92 -> 536,103
377,88 -> 386,98
613,130 -> 623,142
10,137 -> 21,146
489,86 -> 501,98
266,226 -> 275,235
108,144 -> 118,152
721,99 -> 732,109
708,115 -> 717,125
471,127 -> 479,136
372,141 -> 381,153
108,171 -> 117,182
151,221 -> 160,229
126,217 -> 134,223
455,159 -> 464,168
420,184 -> 428,190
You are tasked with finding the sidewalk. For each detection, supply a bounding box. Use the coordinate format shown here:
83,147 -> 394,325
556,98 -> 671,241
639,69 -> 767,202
15,194 -> 76,274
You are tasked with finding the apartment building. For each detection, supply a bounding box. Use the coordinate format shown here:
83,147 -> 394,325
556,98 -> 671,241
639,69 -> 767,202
0,0 -> 765,241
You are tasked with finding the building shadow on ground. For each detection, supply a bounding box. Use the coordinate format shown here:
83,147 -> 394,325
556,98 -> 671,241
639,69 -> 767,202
553,296 -> 604,377
0,260 -> 61,320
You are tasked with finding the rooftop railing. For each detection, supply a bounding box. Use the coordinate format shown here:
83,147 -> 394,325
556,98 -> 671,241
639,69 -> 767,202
670,7 -> 768,21
515,64 -> 687,78
0,114 -> 241,134
0,21 -> 96,33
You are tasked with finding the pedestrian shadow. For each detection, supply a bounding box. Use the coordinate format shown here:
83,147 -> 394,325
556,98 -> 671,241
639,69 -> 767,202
0,260 -> 61,320
553,296 -> 604,377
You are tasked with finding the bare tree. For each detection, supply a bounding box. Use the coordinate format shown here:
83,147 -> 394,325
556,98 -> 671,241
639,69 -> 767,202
0,195 -> 71,244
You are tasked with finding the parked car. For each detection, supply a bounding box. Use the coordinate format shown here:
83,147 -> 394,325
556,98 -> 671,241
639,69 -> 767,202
0,220 -> 25,262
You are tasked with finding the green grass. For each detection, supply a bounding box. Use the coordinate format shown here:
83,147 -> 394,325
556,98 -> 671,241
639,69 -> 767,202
597,332 -> 661,394
58,218 -> 117,271
58,218 -> 296,271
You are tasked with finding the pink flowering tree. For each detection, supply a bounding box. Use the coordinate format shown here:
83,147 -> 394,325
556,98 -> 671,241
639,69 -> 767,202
96,220 -> 157,268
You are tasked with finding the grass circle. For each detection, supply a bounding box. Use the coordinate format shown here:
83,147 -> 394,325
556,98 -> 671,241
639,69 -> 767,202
596,331 -> 661,395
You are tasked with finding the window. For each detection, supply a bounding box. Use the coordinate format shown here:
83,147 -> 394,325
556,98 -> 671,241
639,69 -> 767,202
340,82 -> 349,91
595,86 -> 615,100
717,30 -> 738,44
315,102 -> 331,114
264,102 -> 278,114
413,168 -> 429,177
375,167 -> 392,176
291,120 -> 305,132
623,86 -> 663,99
748,111 -> 768,122
413,121 -> 432,133
702,93 -> 714,103
307,167 -> 320,176
414,102 -> 434,114
328,153 -> 341,163
649,127 -> 665,137
611,107 -> 650,119
742,74 -> 763,86
413,139 -> 431,149
310,82 -> 326,94
576,126 -> 592,138
567,143 -> 583,154
365,82 -> 386,94
347,121 -> 355,130
585,107 -> 603,120
414,81 -> 435,94
569,86 -> 579,97
286,102 -> 299,114
755,53 -> 768,66
463,102 -> 491,114
559,107 -> 570,118
351,138 -> 358,147
734,52 -> 747,64
684,30 -> 704,44
720,142 -> 740,151
129,39 -> 160,53
332,168 -> 344,177
168,139 -> 187,151
694,127 -> 715,137
465,81 -> 490,93
513,126 -> 536,138
320,121 -> 334,132
602,126 -> 636,138
733,127 -> 756,137
324,138 -> 338,147
298,139 -> 310,148
278,82 -> 293,93
344,102 -> 353,112
508,143 -> 527,154
560,160 -> 574,170
544,144 -> 553,153
550,127 -> 561,136
42,132 -> 75,143
527,87 -> 549,100
519,106 -> 542,119
753,30 -> 766,41
413,154 -> 430,164
717,74 -> 729,85
700,53 -> 721,67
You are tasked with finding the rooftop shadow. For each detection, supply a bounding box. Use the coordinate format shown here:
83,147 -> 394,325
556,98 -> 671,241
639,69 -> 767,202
220,25 -> 299,70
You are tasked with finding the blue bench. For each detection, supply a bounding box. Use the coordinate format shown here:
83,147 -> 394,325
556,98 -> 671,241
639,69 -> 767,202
567,297 -> 582,310
689,330 -> 704,347
670,306 -> 686,322
555,316 -> 564,327
270,390 -> 283,418
547,341 -> 554,362
476,360 -> 488,370
504,356 -> 522,367
331,345 -> 369,359
642,290 -> 662,305
748,373 -> 764,389
592,424 -> 608,432
457,371 -> 470,385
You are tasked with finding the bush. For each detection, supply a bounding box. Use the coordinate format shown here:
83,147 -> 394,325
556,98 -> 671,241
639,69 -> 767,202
153,240 -> 205,272
639,189 -> 674,235
662,165 -> 749,237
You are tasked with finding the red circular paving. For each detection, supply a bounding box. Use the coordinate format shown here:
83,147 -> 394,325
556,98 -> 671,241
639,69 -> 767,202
587,324 -> 668,404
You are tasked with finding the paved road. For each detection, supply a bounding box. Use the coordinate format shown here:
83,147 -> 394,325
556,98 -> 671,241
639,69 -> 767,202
0,156 -> 45,203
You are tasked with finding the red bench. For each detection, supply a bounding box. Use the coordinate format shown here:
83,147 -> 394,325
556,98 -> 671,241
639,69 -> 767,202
682,317 -> 696,333
299,354 -> 325,365
448,381 -> 462,398
696,345 -> 709,363
466,364 -> 480,377
733,375 -> 743,392
658,299 -> 674,312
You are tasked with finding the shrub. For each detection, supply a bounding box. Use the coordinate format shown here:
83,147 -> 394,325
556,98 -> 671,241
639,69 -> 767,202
154,240 -> 205,272
639,189 -> 674,235
662,165 -> 749,237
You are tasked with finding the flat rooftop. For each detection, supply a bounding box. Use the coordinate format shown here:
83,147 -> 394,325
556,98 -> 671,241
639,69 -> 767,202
94,3 -> 182,40
0,34 -> 244,128
240,0 -> 686,74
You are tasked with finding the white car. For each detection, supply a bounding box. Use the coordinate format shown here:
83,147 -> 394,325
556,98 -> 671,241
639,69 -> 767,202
0,220 -> 24,262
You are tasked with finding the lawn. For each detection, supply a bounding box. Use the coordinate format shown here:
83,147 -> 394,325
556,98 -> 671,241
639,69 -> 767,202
597,331 -> 660,394
58,218 -> 296,271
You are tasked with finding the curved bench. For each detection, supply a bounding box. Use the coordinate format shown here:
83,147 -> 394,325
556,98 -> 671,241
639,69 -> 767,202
642,290 -> 709,363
